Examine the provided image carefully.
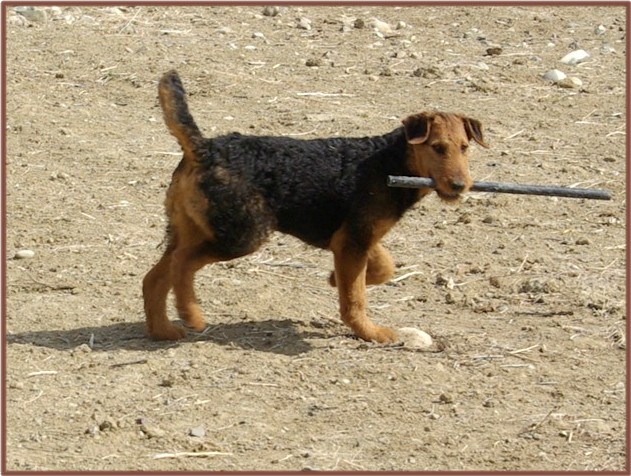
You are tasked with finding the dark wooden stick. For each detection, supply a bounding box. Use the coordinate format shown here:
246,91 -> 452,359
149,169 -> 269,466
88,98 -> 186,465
387,176 -> 612,201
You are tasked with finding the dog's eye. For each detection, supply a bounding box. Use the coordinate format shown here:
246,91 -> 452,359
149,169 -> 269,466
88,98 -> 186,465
461,144 -> 469,153
432,144 -> 446,155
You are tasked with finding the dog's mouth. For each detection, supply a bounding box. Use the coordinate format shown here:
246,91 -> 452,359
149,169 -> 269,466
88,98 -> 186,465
435,189 -> 462,203
430,175 -> 471,203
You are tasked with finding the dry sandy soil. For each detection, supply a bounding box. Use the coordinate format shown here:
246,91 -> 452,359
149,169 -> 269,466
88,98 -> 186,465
3,4 -> 627,473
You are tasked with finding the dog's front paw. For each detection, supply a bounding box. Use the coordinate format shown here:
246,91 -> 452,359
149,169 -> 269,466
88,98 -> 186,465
149,323 -> 187,341
359,325 -> 399,344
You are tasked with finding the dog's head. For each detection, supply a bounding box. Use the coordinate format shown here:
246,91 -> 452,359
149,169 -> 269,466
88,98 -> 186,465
402,112 -> 488,203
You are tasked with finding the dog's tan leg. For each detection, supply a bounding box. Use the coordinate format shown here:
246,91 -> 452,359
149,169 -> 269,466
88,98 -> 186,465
143,244 -> 186,341
170,243 -> 217,333
330,230 -> 398,343
329,242 -> 394,287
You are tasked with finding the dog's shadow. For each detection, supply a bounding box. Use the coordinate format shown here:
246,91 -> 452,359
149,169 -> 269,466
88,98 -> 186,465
6,318 -> 340,356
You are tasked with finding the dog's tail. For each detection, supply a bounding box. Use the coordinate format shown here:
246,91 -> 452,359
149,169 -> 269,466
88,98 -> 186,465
158,70 -> 202,162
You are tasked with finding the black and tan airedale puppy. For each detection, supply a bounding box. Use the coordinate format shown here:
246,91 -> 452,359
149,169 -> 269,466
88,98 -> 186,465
143,70 -> 488,343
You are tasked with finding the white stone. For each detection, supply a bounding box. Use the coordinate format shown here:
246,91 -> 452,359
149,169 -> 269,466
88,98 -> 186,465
103,7 -> 124,15
14,6 -> 47,22
560,49 -> 590,65
297,17 -> 312,30
15,249 -> 35,259
557,77 -> 583,89
189,426 -> 205,438
368,18 -> 393,35
568,77 -> 583,87
397,328 -> 433,349
542,69 -> 567,82
262,6 -> 280,17
7,14 -> 28,26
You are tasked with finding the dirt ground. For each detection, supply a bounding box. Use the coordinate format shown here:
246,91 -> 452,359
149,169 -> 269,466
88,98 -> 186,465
3,4 -> 627,473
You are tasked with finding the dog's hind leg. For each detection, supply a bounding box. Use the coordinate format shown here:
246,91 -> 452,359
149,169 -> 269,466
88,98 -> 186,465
170,242 -> 218,334
143,242 -> 186,340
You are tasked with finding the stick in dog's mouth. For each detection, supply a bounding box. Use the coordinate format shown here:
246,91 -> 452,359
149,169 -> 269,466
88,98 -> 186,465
387,176 -> 612,201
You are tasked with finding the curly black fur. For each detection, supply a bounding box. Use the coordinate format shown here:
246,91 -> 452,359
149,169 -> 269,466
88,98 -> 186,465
192,129 -> 419,254
157,69 -> 426,260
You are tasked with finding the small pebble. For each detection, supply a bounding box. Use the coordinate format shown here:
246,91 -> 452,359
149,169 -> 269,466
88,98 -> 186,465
189,426 -> 206,438
489,276 -> 502,288
458,213 -> 472,224
75,343 -> 92,354
103,6 -> 124,15
542,69 -> 566,82
560,49 -> 590,65
14,249 -> 35,259
14,6 -> 47,22
557,77 -> 582,89
297,17 -> 311,30
369,18 -> 393,35
99,420 -> 114,432
397,327 -> 433,349
439,393 -> 454,404
594,24 -> 606,35
262,6 -> 280,17
340,23 -> 353,33
140,423 -> 165,438
8,14 -> 28,26
305,58 -> 322,67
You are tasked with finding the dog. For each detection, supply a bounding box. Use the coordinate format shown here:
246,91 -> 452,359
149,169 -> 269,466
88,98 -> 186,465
142,70 -> 488,343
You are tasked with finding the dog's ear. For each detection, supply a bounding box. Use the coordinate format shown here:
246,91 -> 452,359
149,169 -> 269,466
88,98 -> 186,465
461,117 -> 489,148
402,113 -> 431,144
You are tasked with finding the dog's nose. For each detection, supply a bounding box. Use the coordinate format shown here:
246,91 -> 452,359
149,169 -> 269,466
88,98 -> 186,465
449,180 -> 466,192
